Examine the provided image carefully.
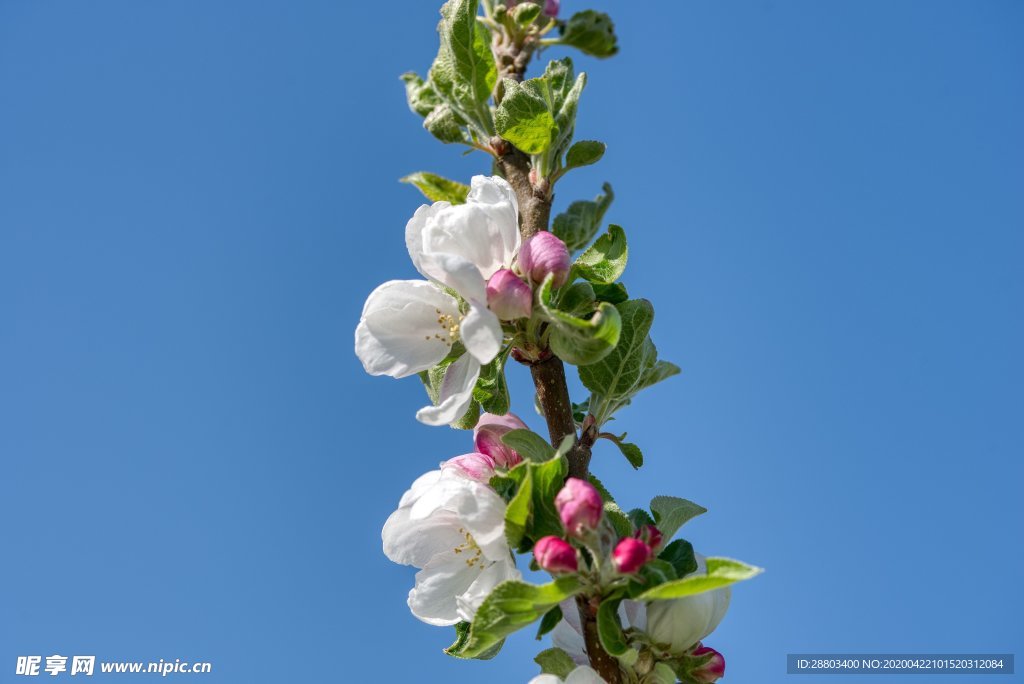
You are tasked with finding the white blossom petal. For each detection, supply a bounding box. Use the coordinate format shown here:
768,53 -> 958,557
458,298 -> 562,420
355,280 -> 460,378
416,353 -> 480,426
456,558 -> 522,622
467,175 -> 520,265
382,505 -> 464,568
407,553 -> 479,626
460,302 -> 502,364
529,676 -> 564,684
408,471 -> 509,562
643,553 -> 732,654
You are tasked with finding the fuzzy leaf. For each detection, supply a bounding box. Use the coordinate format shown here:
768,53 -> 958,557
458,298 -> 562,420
437,0 -> 498,107
553,183 -> 614,252
579,299 -> 655,399
538,275 -> 622,366
650,496 -> 708,541
447,578 -> 583,658
559,10 -> 619,58
575,224 -> 628,284
636,558 -> 763,601
534,647 -> 576,677
401,172 -> 470,204
495,78 -> 557,154
502,429 -> 556,463
565,140 -> 606,170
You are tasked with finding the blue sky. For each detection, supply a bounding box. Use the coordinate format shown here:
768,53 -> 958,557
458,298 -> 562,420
1,1 -> 1022,682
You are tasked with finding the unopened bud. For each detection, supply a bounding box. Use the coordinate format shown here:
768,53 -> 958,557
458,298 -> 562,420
544,0 -> 560,17
518,232 -> 570,288
690,645 -> 726,682
636,524 -> 663,550
441,453 -> 497,482
554,477 -> 603,536
533,535 -> 578,574
612,537 -> 653,574
486,269 -> 532,320
473,412 -> 528,469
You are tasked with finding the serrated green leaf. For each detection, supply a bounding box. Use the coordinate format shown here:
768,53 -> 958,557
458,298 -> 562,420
575,224 -> 628,284
504,465 -> 533,548
400,172 -> 470,204
659,539 -> 698,578
438,0 -> 498,107
535,606 -> 563,641
534,646 -> 576,677
579,299 -> 654,399
637,359 -> 682,393
559,10 -> 619,58
495,78 -> 557,154
637,557 -> 763,601
423,103 -> 469,143
587,472 -> 615,503
566,140 -> 606,170
553,183 -> 614,253
650,495 -> 707,541
592,282 -> 628,305
445,621 -> 504,659
502,429 -> 556,463
538,275 -> 622,366
613,440 -> 643,469
448,577 -> 584,658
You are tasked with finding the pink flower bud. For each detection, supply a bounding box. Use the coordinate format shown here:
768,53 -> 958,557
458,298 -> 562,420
441,453 -> 497,482
612,537 -> 653,574
554,477 -> 603,536
544,0 -> 560,17
691,645 -> 726,682
473,412 -> 528,469
533,536 -> 578,574
636,524 -> 663,550
518,232 -> 570,288
486,269 -> 533,320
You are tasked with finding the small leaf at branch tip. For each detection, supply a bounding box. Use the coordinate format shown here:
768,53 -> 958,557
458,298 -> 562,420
400,172 -> 470,204
565,139 -> 607,170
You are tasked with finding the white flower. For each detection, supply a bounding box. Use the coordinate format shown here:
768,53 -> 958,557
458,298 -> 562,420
382,468 -> 521,626
355,176 -> 521,426
551,554 -> 730,660
529,665 -> 606,684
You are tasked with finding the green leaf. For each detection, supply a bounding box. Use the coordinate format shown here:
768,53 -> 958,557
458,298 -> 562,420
535,606 -> 563,640
445,621 -> 504,660
650,495 -> 707,541
437,0 -> 498,108
475,349 -> 511,415
603,501 -> 633,539
495,78 -> 557,154
612,440 -> 643,469
538,275 -> 622,366
575,224 -> 628,284
626,559 -> 678,599
627,507 -> 655,530
565,140 -> 606,170
559,10 -> 619,58
553,183 -> 614,252
636,557 -> 763,601
504,465 -> 533,548
587,472 -> 615,503
534,647 -> 576,678
579,299 -> 655,399
597,598 -> 629,657
659,539 -> 698,578
636,359 -> 682,393
400,172 -> 470,204
448,577 -> 584,658
557,281 -> 597,318
401,72 -> 442,117
423,103 -> 469,143
592,282 -> 629,304
501,429 -> 556,463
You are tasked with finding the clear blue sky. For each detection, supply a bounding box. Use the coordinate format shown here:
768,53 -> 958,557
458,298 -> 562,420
2,1 -> 1022,682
